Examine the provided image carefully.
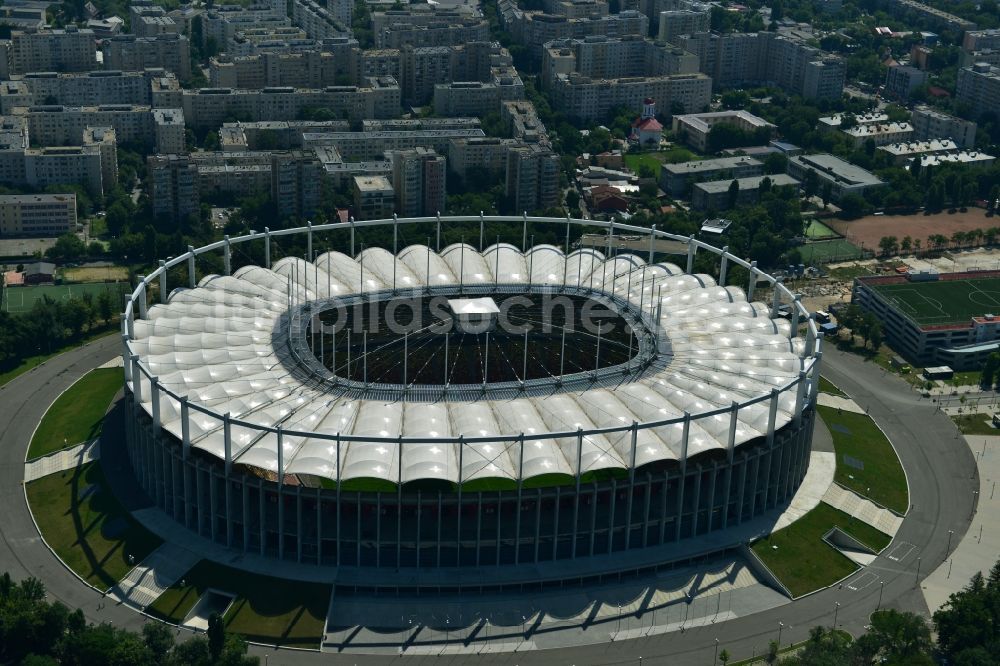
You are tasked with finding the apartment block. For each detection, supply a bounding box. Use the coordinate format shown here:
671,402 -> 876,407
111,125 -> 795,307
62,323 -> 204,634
879,0 -> 976,33
498,0 -> 648,61
956,63 -> 1000,119
0,70 -> 179,113
502,100 -> 549,144
0,193 -> 76,236
148,154 -> 199,220
210,51 -> 349,89
842,121 -> 914,148
910,105 -> 977,148
433,76 -> 525,116
676,31 -> 844,100
102,34 -> 192,81
271,150 -> 323,219
181,79 -> 401,129
153,108 -> 185,154
447,136 -> 518,180
83,126 -> 118,191
292,0 -> 350,40
390,147 -> 446,217
353,175 -> 395,220
542,36 -> 699,87
19,105 -> 155,147
505,143 -> 560,214
659,155 -> 763,197
373,9 -> 490,49
542,0 -> 608,18
548,71 -> 711,123
10,28 -> 96,74
963,29 -> 1000,52
884,64 -> 927,100
201,6 -> 291,53
220,120 -> 351,150
0,115 -> 114,195
657,9 -> 709,45
301,129 -> 485,161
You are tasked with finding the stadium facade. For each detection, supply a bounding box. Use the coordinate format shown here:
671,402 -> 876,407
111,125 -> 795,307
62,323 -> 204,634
121,216 -> 821,591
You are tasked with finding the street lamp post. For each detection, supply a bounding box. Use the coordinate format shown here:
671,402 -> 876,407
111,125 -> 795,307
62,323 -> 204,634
834,602 -> 840,628
777,621 -> 784,646
714,638 -> 720,664
947,529 -> 954,553
877,581 -> 884,610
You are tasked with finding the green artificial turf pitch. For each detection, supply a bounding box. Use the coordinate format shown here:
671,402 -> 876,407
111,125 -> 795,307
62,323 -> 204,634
872,277 -> 1000,327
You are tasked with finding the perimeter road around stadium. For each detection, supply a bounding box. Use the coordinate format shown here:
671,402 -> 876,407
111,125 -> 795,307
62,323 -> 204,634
0,341 -> 978,665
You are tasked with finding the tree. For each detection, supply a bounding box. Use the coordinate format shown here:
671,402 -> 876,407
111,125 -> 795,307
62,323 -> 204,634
869,320 -> 883,351
764,152 -> 788,175
765,639 -> 779,664
207,612 -> 225,661
96,288 -> 116,327
854,609 -> 933,665
718,648 -> 731,665
45,234 -> 86,263
901,236 -> 912,254
981,353 -> 999,388
62,298 -> 90,338
143,622 -> 175,661
728,179 -> 740,208
878,235 -> 899,257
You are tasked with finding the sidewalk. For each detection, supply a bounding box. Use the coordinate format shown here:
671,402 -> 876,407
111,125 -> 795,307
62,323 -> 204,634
922,435 -> 999,614
24,439 -> 100,482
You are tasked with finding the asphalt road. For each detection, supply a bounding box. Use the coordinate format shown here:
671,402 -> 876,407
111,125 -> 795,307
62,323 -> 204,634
0,341 -> 979,665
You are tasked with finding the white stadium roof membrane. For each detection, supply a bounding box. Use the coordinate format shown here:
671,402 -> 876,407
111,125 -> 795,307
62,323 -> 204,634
127,244 -> 809,485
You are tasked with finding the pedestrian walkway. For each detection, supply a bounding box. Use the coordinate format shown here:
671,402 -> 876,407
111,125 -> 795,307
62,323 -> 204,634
817,393 -> 865,414
23,439 -> 100,482
322,557 -> 786,653
822,483 -> 902,536
107,543 -> 200,610
774,452 -> 835,530
922,435 -> 1000,613
98,356 -> 124,369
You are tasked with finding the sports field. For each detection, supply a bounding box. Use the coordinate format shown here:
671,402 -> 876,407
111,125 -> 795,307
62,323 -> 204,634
1,282 -> 128,314
873,277 -> 1000,326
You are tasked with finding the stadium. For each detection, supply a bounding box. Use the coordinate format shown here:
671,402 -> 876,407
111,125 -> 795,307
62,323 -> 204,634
121,216 -> 821,590
852,271 -> 1000,370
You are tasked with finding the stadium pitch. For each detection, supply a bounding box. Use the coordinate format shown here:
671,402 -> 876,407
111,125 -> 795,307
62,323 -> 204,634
873,277 -> 1000,326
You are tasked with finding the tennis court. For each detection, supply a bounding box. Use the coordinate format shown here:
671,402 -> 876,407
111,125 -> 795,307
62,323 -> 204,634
1,282 -> 129,314
804,220 -> 840,240
872,277 -> 1000,326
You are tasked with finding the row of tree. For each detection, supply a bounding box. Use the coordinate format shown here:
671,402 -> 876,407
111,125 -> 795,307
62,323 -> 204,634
0,572 -> 255,665
0,290 -> 119,371
877,226 -> 1000,257
837,304 -> 884,350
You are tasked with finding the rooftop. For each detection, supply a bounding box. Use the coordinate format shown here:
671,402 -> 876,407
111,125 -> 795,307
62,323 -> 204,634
662,156 -> 763,176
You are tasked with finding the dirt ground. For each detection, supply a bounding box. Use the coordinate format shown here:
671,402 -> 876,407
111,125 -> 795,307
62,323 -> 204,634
825,209 -> 996,250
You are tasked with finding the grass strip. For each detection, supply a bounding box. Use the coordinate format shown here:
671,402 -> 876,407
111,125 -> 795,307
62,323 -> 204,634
25,462 -> 161,590
816,405 -> 908,514
28,367 -> 123,459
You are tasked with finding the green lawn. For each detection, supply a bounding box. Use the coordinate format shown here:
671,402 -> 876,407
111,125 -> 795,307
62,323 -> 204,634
148,560 -> 330,647
952,413 -> 1000,436
752,502 -> 891,597
816,405 -> 909,514
818,376 -> 846,397
28,367 -> 123,459
25,462 -> 161,590
950,370 -> 984,386
623,146 -> 702,177
0,325 -> 119,388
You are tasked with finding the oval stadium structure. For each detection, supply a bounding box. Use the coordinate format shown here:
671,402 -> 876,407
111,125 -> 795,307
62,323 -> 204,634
121,216 -> 820,590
